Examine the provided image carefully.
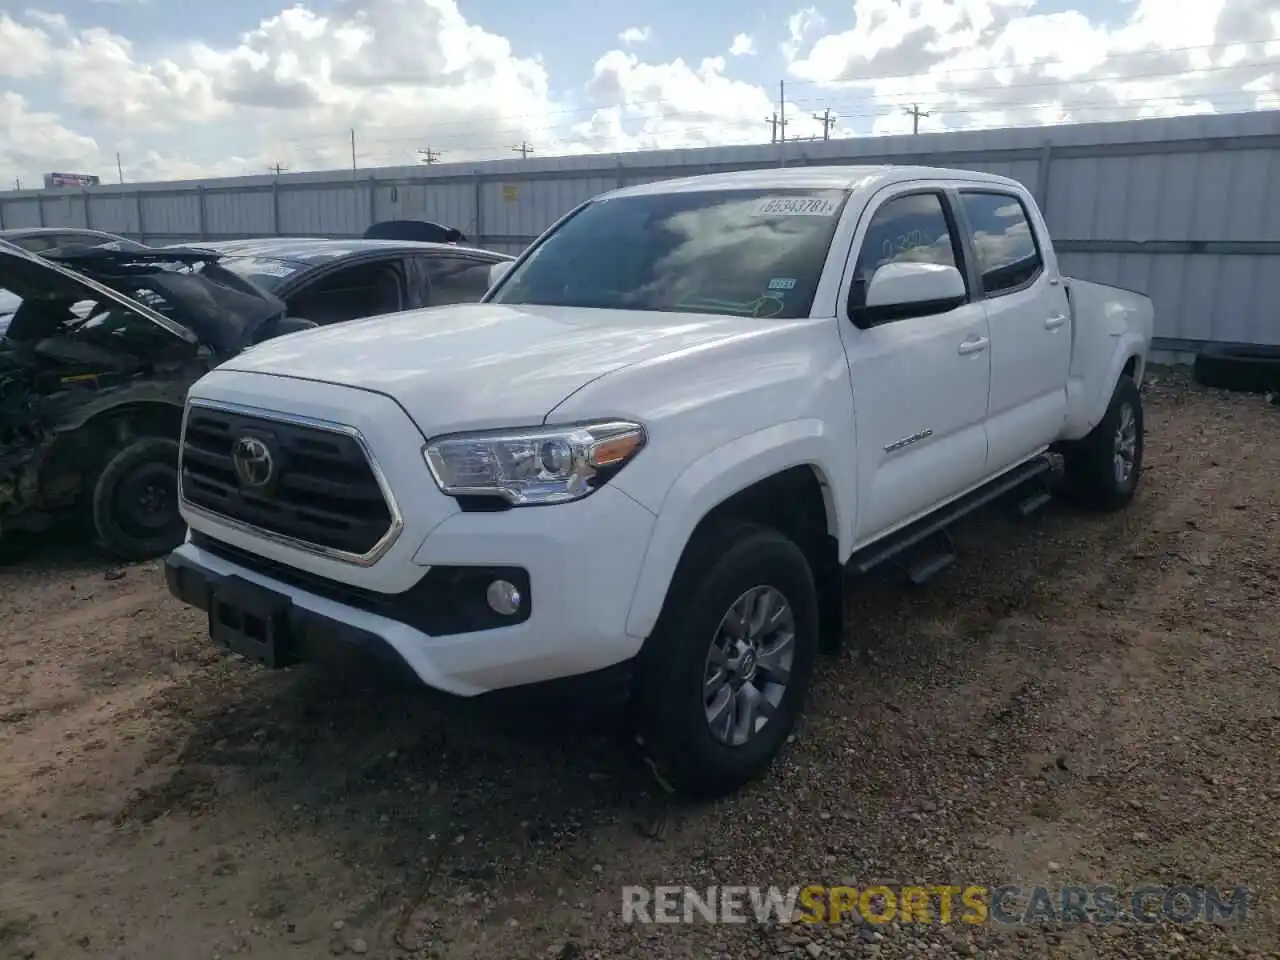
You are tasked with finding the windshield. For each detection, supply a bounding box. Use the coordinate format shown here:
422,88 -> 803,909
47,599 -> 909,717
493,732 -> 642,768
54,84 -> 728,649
491,188 -> 850,319
215,255 -> 303,292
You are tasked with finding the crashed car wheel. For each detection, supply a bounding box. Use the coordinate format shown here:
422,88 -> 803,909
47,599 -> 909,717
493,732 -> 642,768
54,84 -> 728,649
91,436 -> 187,560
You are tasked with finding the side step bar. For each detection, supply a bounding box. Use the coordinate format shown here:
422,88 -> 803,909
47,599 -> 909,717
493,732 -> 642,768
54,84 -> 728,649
847,456 -> 1053,580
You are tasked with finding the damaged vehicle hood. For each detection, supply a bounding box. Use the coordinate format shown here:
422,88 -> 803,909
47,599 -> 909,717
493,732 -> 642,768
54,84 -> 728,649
0,242 -> 288,466
0,242 -> 290,353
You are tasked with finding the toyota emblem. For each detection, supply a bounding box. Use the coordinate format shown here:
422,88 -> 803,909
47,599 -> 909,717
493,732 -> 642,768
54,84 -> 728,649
231,435 -> 275,489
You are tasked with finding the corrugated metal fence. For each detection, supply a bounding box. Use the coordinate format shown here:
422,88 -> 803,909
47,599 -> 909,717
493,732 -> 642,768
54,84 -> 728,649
2,110 -> 1278,346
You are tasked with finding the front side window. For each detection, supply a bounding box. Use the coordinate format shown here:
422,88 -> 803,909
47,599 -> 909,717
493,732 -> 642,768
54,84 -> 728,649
491,188 -> 850,320
852,192 -> 959,287
957,192 -> 1043,296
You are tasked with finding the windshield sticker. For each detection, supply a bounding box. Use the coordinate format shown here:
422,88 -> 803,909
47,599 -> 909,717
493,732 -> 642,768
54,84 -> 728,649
751,196 -> 840,217
768,277 -> 797,291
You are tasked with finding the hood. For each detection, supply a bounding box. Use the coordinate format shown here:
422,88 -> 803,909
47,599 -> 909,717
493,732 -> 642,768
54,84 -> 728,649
216,302 -> 786,434
0,243 -> 197,346
40,245 -> 288,355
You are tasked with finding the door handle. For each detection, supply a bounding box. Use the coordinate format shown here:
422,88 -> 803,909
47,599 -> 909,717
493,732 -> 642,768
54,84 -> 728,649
1045,314 -> 1067,330
958,336 -> 989,355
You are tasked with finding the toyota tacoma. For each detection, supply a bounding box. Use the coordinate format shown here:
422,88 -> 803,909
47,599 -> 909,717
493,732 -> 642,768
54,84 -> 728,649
163,165 -> 1154,797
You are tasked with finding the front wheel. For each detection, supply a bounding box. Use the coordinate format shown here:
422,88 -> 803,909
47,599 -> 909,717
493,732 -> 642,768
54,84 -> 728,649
632,521 -> 820,798
1062,374 -> 1144,511
91,436 -> 187,561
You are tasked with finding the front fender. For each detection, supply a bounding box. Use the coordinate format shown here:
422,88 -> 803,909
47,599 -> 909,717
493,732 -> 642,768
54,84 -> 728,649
623,419 -> 850,639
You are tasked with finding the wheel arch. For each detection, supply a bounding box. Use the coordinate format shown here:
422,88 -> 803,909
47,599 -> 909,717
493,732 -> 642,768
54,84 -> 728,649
31,398 -> 185,514
625,437 -> 847,650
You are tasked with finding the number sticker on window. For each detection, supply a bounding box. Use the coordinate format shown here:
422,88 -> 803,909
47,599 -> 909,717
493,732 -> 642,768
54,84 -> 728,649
751,197 -> 840,217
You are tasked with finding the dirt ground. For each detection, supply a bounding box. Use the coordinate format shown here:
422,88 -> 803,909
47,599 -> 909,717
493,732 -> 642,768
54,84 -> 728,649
2,368 -> 1278,960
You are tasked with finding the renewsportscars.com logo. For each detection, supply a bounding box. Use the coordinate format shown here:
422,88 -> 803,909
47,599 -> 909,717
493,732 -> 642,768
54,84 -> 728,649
621,884 -> 1250,926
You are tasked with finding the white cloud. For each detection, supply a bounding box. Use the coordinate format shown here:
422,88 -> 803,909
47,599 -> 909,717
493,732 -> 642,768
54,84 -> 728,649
0,13 -> 53,77
575,50 -> 826,152
0,0 -> 1274,188
0,92 -> 100,187
618,25 -> 651,45
786,0 -> 1280,135
782,7 -> 826,62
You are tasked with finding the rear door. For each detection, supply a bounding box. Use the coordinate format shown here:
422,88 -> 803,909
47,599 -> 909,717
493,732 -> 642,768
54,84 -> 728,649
836,186 -> 993,543
285,255 -> 410,324
953,189 -> 1072,473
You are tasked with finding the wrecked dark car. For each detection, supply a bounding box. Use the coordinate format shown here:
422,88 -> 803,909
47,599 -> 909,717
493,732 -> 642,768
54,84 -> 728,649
0,242 -> 315,561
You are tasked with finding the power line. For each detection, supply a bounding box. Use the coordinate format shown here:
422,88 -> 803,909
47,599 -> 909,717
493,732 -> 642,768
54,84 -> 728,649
269,162 -> 289,176
258,91 -> 1270,171
271,57 -> 1276,156
417,147 -> 442,164
904,103 -> 931,135
511,141 -> 534,158
87,82 -> 1274,180
274,38 -> 1280,145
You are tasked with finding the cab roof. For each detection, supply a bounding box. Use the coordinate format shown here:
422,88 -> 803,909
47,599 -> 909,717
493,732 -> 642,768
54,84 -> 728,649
601,164 -> 1024,199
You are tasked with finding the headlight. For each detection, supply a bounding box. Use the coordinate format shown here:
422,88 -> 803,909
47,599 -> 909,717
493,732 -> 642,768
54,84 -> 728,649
423,420 -> 646,506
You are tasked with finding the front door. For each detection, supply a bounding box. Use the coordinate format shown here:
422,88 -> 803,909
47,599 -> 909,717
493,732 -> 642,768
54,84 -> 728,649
954,189 -> 1072,472
837,188 -> 993,544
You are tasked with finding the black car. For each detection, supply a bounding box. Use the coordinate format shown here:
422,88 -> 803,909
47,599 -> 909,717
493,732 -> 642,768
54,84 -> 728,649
191,237 -> 514,325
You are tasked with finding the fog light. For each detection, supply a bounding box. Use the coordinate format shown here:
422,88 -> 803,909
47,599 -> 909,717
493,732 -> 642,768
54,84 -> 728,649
486,579 -> 522,616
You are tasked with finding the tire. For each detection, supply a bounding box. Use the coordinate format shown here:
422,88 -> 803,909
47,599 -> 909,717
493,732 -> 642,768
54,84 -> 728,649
91,436 -> 186,561
632,520 -> 820,799
1192,343 -> 1280,393
1062,374 -> 1144,512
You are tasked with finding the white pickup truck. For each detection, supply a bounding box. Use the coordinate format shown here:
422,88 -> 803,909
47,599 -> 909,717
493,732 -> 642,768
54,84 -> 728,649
164,165 -> 1154,797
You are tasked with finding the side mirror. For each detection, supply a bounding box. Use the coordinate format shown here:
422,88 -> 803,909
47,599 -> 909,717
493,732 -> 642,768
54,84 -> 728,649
854,261 -> 967,327
488,261 -> 514,289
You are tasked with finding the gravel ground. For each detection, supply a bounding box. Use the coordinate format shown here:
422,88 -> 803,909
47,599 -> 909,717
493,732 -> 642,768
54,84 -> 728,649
1,368 -> 1278,960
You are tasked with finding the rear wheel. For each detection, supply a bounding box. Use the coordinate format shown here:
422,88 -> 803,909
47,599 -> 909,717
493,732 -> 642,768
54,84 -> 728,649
91,436 -> 186,560
632,521 -> 819,798
1062,374 -> 1144,511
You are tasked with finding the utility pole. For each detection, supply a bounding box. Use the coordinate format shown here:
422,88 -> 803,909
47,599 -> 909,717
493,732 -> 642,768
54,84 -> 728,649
14,178 -> 20,190
417,147 -> 442,165
350,129 -> 357,174
511,141 -> 534,159
778,79 -> 787,166
116,152 -> 124,183
904,103 -> 930,135
269,162 -> 288,176
764,112 -> 780,143
813,108 -> 836,141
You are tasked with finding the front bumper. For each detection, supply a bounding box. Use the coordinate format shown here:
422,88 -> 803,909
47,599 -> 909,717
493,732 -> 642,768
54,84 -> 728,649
166,484 -> 658,698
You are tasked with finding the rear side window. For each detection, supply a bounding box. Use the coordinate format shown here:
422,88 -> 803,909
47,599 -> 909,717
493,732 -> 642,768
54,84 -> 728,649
423,257 -> 497,306
957,192 -> 1043,296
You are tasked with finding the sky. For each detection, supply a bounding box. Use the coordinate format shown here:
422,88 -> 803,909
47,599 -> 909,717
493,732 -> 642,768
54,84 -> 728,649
0,0 -> 1276,188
